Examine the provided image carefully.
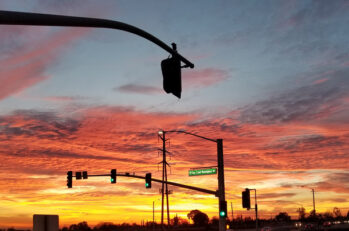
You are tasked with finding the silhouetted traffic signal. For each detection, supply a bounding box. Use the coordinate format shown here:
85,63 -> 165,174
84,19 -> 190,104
219,200 -> 227,218
76,172 -> 82,180
82,171 -> 88,179
111,169 -> 116,184
242,188 -> 251,210
67,171 -> 72,188
145,173 -> 151,188
161,55 -> 181,98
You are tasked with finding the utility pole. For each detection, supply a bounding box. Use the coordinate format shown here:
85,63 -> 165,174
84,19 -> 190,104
159,131 -> 171,229
231,202 -> 233,221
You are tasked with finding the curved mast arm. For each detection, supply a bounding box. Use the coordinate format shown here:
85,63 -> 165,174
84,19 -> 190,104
0,10 -> 194,68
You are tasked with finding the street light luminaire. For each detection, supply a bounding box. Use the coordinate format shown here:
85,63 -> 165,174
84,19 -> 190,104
158,130 -> 164,135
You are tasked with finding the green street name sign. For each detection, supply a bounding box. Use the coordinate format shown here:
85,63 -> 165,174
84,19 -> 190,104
189,168 -> 217,176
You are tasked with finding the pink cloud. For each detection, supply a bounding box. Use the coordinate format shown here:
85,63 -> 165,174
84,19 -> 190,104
183,68 -> 229,88
312,78 -> 329,85
0,27 -> 89,101
115,84 -> 162,95
0,106 -> 348,226
43,96 -> 85,102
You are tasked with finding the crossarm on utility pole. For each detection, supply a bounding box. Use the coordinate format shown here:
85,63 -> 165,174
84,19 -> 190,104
0,10 -> 194,68
84,173 -> 217,196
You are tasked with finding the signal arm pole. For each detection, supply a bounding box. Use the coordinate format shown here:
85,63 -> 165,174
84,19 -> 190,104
249,189 -> 258,231
159,130 -> 226,231
0,10 -> 194,69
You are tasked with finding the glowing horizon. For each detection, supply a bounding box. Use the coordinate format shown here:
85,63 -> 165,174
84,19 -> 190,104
1,0 -> 349,229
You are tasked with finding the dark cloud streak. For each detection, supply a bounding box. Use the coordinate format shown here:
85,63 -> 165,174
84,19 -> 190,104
239,69 -> 349,125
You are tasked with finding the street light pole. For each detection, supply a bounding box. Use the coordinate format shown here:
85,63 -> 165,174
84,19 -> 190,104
312,188 -> 316,215
153,201 -> 155,223
301,186 -> 316,216
255,190 -> 258,231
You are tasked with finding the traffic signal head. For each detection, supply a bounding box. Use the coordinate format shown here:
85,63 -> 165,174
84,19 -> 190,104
145,173 -> 151,188
76,172 -> 82,180
111,169 -> 116,184
242,188 -> 251,210
67,171 -> 72,188
219,200 -> 227,218
161,55 -> 181,98
82,171 -> 88,179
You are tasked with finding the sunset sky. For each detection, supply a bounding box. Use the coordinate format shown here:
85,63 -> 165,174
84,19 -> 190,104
1,0 -> 349,228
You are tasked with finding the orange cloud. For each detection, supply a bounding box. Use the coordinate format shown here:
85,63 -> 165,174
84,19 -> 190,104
0,105 -> 348,227
312,78 -> 329,85
183,68 -> 229,88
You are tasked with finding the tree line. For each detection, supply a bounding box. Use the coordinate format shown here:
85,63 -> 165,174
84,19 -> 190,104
1,207 -> 348,231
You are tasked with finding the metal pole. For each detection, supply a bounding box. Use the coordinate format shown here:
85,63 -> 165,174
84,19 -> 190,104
231,202 -> 233,221
0,10 -> 194,68
217,139 -> 226,231
165,160 -> 170,226
161,132 -> 165,229
153,201 -> 155,231
75,172 -> 217,195
312,189 -> 316,214
255,190 -> 258,231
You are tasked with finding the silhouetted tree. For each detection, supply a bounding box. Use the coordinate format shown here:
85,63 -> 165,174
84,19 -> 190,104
69,222 -> 91,231
297,207 -> 306,220
322,211 -> 334,220
308,210 -> 317,219
187,210 -> 209,226
244,217 -> 253,222
170,215 -> 189,226
187,209 -> 201,220
210,217 -> 219,226
347,210 -> 349,218
333,207 -> 342,218
275,212 -> 291,222
93,223 -> 117,231
172,215 -> 180,226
